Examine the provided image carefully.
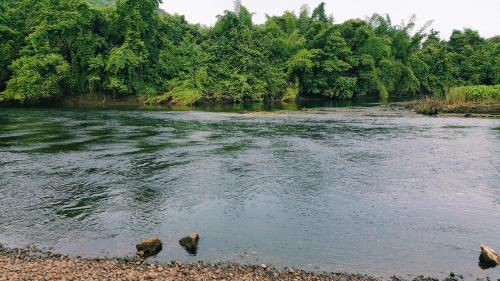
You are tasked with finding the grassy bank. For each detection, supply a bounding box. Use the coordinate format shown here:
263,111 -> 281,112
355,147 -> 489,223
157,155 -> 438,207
446,85 -> 500,103
397,85 -> 500,116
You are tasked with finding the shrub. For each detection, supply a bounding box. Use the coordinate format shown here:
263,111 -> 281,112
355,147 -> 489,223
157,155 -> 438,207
1,54 -> 70,102
410,98 -> 443,115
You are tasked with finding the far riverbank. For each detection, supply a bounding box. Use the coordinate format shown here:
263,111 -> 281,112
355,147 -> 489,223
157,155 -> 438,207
392,99 -> 500,117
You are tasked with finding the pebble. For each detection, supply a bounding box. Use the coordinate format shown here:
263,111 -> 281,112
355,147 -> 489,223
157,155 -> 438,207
147,272 -> 159,279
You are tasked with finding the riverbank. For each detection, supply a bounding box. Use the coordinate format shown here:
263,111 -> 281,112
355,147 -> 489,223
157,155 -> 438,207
0,245 -> 471,281
392,99 -> 500,117
0,94 -> 377,109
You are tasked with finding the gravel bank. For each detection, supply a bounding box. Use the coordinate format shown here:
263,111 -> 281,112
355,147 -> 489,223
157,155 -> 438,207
0,245 -> 488,281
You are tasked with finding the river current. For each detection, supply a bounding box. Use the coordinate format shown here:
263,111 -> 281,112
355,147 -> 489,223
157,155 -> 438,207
0,106 -> 499,279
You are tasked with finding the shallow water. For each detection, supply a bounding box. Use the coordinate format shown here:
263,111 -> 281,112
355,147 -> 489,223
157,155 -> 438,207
0,106 -> 499,279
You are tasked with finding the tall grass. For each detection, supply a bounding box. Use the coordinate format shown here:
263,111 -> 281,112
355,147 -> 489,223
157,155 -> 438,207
446,85 -> 500,103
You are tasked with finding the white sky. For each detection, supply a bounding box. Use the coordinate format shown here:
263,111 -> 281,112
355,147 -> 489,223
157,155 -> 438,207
160,0 -> 500,39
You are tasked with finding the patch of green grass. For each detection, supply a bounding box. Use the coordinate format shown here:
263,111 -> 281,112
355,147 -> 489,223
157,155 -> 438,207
446,85 -> 500,103
145,87 -> 203,106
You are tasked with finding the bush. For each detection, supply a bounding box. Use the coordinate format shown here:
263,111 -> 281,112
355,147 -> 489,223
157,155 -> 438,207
0,54 -> 70,102
407,98 -> 443,115
282,82 -> 299,102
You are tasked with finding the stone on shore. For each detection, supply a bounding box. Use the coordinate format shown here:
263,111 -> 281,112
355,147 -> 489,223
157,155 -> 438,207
136,237 -> 162,257
179,232 -> 199,254
479,244 -> 500,267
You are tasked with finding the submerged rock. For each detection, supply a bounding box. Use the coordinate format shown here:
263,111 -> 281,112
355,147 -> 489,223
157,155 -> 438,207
179,232 -> 200,255
136,237 -> 162,258
479,244 -> 499,268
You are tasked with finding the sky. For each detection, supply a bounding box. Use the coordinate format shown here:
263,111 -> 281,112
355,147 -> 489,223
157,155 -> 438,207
160,0 -> 500,39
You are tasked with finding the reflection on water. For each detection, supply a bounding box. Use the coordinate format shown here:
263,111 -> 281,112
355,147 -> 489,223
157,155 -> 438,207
0,105 -> 499,279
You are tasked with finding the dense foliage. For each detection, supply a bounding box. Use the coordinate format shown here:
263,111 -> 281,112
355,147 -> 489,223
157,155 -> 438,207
0,0 -> 498,104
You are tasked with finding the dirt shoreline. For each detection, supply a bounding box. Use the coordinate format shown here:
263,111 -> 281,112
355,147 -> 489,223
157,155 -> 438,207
0,245 -> 483,281
390,100 -> 500,117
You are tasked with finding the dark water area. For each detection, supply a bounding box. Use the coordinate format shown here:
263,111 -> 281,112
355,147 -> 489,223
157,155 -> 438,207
145,97 -> 388,112
5,95 -> 399,112
0,105 -> 499,279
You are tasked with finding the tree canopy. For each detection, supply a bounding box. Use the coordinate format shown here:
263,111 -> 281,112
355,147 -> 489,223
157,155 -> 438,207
0,0 -> 498,104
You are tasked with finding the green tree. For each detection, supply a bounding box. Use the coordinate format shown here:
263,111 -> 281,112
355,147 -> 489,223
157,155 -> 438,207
1,54 -> 69,102
0,3 -> 19,91
1,0 -> 498,104
105,0 -> 162,96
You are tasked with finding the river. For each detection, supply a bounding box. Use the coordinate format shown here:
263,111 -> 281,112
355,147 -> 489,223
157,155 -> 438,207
0,105 -> 499,279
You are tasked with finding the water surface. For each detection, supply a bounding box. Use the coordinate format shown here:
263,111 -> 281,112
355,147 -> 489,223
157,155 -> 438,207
0,106 -> 499,279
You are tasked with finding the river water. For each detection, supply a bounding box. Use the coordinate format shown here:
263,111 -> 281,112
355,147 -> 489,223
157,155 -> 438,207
0,105 -> 499,279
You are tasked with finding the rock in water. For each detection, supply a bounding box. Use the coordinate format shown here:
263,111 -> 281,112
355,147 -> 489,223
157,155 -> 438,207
136,237 -> 162,258
479,244 -> 499,268
179,232 -> 200,255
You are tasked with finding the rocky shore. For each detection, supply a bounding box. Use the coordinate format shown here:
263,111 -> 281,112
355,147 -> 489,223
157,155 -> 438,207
0,244 -> 489,281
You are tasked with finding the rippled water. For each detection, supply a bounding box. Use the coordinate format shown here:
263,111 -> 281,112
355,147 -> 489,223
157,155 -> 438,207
0,106 -> 499,279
